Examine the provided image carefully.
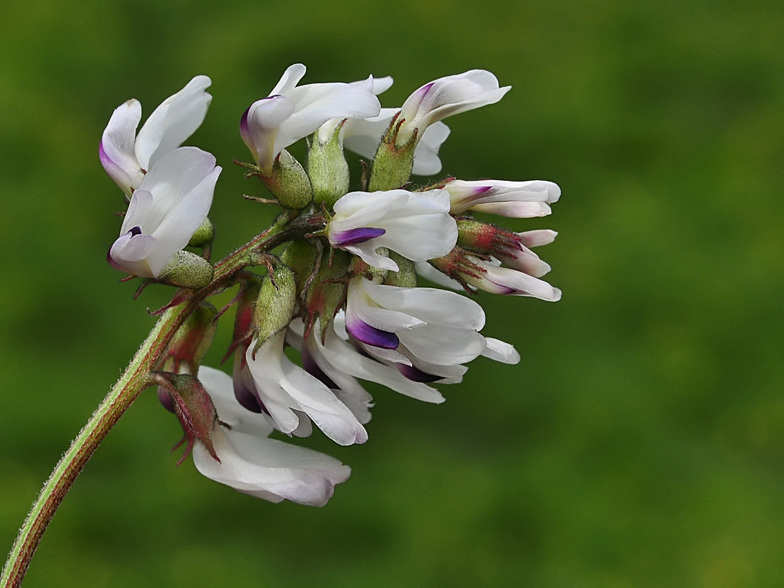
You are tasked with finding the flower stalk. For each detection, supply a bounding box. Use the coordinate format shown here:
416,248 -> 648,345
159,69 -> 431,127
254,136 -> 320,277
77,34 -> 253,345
1,216 -> 299,588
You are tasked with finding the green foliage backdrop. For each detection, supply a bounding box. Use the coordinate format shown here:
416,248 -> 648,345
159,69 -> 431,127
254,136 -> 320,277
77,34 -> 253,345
2,0 -> 784,586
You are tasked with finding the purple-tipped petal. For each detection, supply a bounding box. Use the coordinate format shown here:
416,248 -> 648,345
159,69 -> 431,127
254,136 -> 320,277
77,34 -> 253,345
302,346 -> 339,389
331,226 -> 386,247
397,363 -> 442,383
346,317 -> 399,350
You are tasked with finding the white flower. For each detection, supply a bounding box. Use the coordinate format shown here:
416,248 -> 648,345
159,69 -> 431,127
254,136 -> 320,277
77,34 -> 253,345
284,320 -> 374,424
327,189 -> 457,271
343,276 -> 505,380
243,330 -> 368,446
240,64 -> 381,173
192,367 -> 351,507
445,179 -> 561,217
290,317 -> 446,406
461,255 -> 562,301
108,147 -> 221,278
100,76 -> 212,196
395,70 -> 510,145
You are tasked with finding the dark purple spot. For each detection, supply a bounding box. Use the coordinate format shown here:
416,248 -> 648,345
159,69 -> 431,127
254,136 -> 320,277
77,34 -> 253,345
333,227 -> 386,246
129,226 -> 142,236
302,347 -> 338,389
347,318 -> 399,349
233,380 -> 266,414
157,387 -> 176,413
398,363 -> 442,383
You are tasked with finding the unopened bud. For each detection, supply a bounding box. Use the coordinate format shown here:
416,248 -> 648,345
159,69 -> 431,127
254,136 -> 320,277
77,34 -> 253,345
456,219 -> 523,258
160,302 -> 218,376
309,121 -> 350,208
280,240 -> 319,294
301,248 -> 352,336
157,250 -> 214,290
154,372 -> 222,464
253,264 -> 296,353
261,149 -> 313,209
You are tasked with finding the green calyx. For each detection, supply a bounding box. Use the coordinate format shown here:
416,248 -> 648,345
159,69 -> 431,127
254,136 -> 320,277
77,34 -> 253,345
368,115 -> 417,192
260,150 -> 314,210
308,122 -> 350,209
157,250 -> 214,290
252,263 -> 297,353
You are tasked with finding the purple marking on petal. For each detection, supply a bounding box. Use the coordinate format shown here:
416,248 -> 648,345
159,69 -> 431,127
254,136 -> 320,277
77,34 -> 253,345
472,185 -> 494,196
107,248 -> 123,271
240,106 -> 251,136
233,380 -> 265,414
129,225 -> 142,236
98,141 -> 114,169
302,346 -> 339,389
462,184 -> 494,205
332,227 -> 386,247
397,363 -> 442,383
495,285 -> 517,295
414,82 -> 435,102
347,318 -> 399,349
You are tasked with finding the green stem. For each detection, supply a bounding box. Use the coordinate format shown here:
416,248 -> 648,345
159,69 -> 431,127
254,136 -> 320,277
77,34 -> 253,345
1,213 -> 304,588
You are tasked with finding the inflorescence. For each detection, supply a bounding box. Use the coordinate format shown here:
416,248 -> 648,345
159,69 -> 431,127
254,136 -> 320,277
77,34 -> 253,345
99,65 -> 561,506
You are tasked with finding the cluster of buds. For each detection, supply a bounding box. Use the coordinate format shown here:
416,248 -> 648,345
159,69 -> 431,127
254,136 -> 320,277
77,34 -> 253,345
100,65 -> 561,507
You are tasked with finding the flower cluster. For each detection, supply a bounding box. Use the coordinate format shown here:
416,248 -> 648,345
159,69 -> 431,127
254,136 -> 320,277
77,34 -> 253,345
100,65 -> 560,507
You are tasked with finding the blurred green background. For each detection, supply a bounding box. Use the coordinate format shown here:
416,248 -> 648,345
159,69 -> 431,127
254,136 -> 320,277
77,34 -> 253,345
2,0 -> 784,586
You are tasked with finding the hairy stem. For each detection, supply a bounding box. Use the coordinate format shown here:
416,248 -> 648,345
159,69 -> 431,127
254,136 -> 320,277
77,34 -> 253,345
1,212 -> 308,588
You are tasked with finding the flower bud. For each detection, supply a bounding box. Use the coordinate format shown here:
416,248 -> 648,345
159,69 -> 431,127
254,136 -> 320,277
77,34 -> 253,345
154,372 -> 222,464
259,150 -> 313,209
307,249 -> 352,336
308,121 -> 350,208
456,219 -> 522,257
368,114 -> 417,191
252,264 -> 297,353
280,240 -> 319,294
160,302 -> 218,376
157,250 -> 214,289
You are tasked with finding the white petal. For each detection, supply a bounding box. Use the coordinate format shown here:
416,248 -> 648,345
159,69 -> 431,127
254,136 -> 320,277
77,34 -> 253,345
362,281 -> 485,330
246,334 -> 367,446
242,96 -> 296,171
135,75 -> 212,170
100,99 -> 144,194
317,326 -> 445,404
269,63 -> 307,96
469,201 -> 552,218
411,122 -> 450,176
277,83 -> 381,154
481,338 -> 521,364
137,147 -> 220,276
108,231 -> 156,277
400,324 -> 486,366
193,427 -> 350,507
197,366 -> 274,436
517,229 -> 558,248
